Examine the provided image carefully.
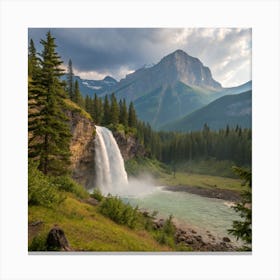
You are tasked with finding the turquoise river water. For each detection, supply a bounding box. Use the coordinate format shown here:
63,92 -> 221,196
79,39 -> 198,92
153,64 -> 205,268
123,187 -> 241,242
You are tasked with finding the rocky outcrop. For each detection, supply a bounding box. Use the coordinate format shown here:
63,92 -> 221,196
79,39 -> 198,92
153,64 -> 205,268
152,217 -> 237,252
66,111 -> 96,189
113,131 -> 146,161
46,226 -> 70,251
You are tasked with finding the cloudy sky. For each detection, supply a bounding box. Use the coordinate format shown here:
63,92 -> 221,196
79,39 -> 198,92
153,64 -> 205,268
28,28 -> 251,87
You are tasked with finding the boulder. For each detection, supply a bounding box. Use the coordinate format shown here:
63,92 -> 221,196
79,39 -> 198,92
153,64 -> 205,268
222,237 -> 231,243
84,197 -> 99,206
46,226 -> 70,251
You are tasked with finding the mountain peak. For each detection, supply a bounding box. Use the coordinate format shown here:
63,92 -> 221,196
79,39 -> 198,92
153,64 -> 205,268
158,50 -> 221,90
103,76 -> 117,83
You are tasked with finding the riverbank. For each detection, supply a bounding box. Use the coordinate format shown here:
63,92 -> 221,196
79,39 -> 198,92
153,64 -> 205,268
164,185 -> 241,202
152,216 -> 240,252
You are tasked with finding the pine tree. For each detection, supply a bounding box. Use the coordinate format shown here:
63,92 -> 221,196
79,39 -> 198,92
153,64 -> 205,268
92,94 -> 103,124
119,99 -> 128,127
28,31 -> 71,175
128,102 -> 137,128
102,95 -> 111,125
28,39 -> 39,79
73,79 -> 84,108
66,59 -> 74,100
110,93 -> 119,126
85,95 -> 91,112
97,97 -> 104,124
228,167 -> 252,250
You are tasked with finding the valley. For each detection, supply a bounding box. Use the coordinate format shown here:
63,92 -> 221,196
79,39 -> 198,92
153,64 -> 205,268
28,30 -> 252,253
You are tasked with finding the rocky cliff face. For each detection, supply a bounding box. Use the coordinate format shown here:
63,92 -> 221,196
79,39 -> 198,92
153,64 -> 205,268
110,49 -> 222,103
113,131 -> 146,161
67,109 -> 146,188
158,50 -> 222,90
67,111 -> 96,189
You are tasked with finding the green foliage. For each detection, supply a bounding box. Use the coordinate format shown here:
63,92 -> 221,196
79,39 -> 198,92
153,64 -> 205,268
90,188 -> 104,202
28,233 -> 48,251
125,157 -> 169,177
136,119 -> 251,166
177,159 -> 239,178
63,98 -> 92,120
102,95 -> 111,125
28,31 -> 71,175
29,195 -> 171,251
119,99 -> 128,127
97,194 -> 178,248
93,93 -> 104,124
98,195 -> 140,229
128,102 -> 137,128
28,39 -> 39,79
73,79 -> 84,108
110,93 -> 119,126
28,160 -> 64,207
228,166 -> 252,250
50,175 -> 89,199
66,59 -> 74,100
154,215 -> 176,248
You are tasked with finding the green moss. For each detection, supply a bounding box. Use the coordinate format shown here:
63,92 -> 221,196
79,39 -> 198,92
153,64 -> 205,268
63,98 -> 92,121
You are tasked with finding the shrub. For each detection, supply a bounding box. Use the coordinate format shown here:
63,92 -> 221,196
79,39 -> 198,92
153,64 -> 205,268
153,215 -> 176,248
50,175 -> 89,199
28,233 -> 47,251
90,188 -> 104,202
98,195 -> 140,229
28,160 -> 63,207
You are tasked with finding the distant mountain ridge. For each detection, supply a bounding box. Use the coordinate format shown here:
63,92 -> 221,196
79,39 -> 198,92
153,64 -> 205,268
63,75 -> 117,96
71,49 -> 252,129
161,90 -> 252,131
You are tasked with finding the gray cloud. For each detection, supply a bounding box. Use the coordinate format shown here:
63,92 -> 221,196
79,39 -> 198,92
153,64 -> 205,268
28,28 -> 251,87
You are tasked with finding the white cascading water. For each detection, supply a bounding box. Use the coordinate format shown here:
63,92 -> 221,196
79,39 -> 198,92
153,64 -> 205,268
94,126 -> 128,195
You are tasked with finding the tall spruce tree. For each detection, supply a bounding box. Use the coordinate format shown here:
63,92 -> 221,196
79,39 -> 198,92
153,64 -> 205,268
28,31 -> 71,175
103,95 -> 111,125
128,101 -> 137,128
110,93 -> 119,126
92,94 -> 103,124
119,99 -> 128,127
28,39 -> 39,79
73,79 -> 84,108
66,59 -> 74,100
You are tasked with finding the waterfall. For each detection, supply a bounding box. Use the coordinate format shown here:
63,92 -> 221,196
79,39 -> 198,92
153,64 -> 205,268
94,126 -> 128,195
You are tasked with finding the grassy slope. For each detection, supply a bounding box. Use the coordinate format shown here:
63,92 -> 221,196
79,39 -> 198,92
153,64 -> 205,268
158,172 -> 243,192
125,157 -> 243,193
63,98 -> 92,120
28,193 -> 171,252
